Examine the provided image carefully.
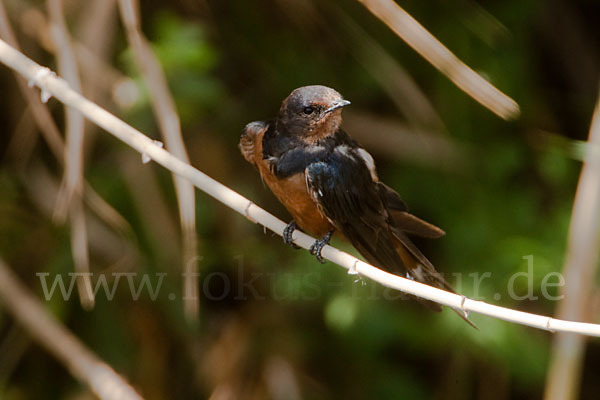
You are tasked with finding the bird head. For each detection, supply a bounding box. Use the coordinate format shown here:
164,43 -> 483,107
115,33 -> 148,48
276,85 -> 351,141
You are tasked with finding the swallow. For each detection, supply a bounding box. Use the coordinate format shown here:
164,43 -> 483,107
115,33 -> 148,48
240,85 -> 473,324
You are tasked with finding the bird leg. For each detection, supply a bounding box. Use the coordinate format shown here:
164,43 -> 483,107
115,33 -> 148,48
283,220 -> 301,249
309,230 -> 334,263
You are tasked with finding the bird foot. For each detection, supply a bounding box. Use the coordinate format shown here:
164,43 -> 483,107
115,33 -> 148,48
309,230 -> 334,263
283,221 -> 301,249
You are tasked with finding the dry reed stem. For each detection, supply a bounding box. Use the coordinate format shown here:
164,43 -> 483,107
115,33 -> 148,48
76,0 -> 118,101
277,0 -> 445,131
0,258 -> 144,400
1,0 -> 135,310
6,104 -> 38,165
47,0 -> 85,221
118,0 -> 199,322
1,0 -> 138,274
47,0 -> 93,309
24,161 -> 139,275
118,151 -> 180,264
332,4 -> 445,131
0,0 -> 63,158
356,0 -> 520,120
544,88 -> 600,400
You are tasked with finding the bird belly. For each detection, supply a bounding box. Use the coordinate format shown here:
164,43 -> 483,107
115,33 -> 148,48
261,169 -> 334,237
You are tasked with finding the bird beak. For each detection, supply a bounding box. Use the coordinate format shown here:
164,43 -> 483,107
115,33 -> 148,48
323,99 -> 351,115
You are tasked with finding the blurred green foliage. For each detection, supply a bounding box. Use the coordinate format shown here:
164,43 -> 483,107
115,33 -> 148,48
1,0 -> 599,399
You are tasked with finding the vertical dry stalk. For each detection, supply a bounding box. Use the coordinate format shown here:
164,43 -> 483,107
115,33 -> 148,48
6,103 -> 38,165
75,0 -> 118,161
48,0 -> 85,219
0,259 -> 144,400
47,0 -> 94,309
544,89 -> 600,400
76,0 -> 118,102
0,0 -> 134,255
0,0 -> 63,159
356,0 -> 520,120
23,161 -> 139,275
118,0 -> 199,321
118,151 -> 180,265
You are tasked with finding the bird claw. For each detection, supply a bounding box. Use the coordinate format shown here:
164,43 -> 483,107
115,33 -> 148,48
283,221 -> 301,249
309,231 -> 333,264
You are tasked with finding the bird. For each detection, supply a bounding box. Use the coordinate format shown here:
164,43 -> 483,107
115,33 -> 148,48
240,85 -> 474,325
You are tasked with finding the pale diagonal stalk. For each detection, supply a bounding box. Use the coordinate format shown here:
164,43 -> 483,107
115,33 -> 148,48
330,3 -> 446,132
275,0 -> 445,131
544,87 -> 600,400
356,0 -> 520,120
118,0 -> 199,322
0,258 -> 144,400
2,39 -> 600,336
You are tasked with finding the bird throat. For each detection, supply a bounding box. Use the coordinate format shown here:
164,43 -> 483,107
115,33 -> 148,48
304,112 -> 343,144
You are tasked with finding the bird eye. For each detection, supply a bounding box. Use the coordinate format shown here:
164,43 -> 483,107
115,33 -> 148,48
303,106 -> 314,115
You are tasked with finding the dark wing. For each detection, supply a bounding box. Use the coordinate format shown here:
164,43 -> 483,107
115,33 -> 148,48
387,226 -> 452,292
305,141 -> 475,325
376,183 -> 451,289
335,136 -> 446,239
304,142 -> 454,312
377,183 -> 445,239
304,146 -> 408,276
